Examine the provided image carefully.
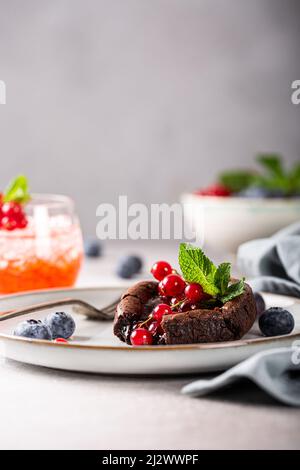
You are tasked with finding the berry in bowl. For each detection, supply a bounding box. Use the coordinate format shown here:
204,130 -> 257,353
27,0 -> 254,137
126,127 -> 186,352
182,154 -> 300,253
0,175 -> 83,294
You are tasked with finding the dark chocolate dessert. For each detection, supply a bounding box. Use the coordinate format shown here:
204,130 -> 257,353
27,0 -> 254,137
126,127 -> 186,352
114,280 -> 257,345
113,244 -> 257,346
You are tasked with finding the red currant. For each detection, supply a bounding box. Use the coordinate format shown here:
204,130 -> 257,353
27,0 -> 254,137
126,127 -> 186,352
185,283 -> 204,303
17,216 -> 28,229
151,260 -> 172,281
161,274 -> 185,297
195,184 -> 231,197
130,328 -> 153,346
152,303 -> 172,321
2,201 -> 23,218
1,216 -> 17,231
0,201 -> 28,230
148,321 -> 163,336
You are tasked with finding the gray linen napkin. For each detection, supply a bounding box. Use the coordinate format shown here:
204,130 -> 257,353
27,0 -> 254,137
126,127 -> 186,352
237,222 -> 300,297
182,347 -> 300,406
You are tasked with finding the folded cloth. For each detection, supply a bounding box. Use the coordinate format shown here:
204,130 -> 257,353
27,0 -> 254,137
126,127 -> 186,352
182,347 -> 300,406
237,222 -> 300,297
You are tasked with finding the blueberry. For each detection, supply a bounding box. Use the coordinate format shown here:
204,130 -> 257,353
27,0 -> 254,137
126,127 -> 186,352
254,292 -> 266,316
84,238 -> 102,257
259,307 -> 295,337
14,319 -> 52,340
237,187 -> 287,198
237,187 -> 270,198
116,255 -> 143,279
266,189 -> 286,198
44,311 -> 76,339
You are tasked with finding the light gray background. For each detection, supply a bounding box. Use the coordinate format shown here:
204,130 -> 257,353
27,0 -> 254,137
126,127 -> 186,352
0,0 -> 299,233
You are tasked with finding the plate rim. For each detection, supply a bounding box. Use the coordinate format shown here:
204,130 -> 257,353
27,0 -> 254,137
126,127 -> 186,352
0,286 -> 299,352
0,330 -> 299,352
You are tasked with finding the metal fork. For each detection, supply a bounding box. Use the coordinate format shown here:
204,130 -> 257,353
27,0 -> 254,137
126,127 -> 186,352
0,297 -> 120,322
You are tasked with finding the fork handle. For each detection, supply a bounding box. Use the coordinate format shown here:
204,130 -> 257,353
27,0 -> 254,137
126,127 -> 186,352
0,298 -> 112,322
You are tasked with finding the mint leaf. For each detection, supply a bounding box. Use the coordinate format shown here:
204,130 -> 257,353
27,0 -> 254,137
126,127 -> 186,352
254,174 -> 290,193
257,154 -> 284,178
220,279 -> 245,303
218,154 -> 300,196
214,262 -> 231,295
3,175 -> 30,204
289,162 -> 300,193
179,243 -> 219,296
256,154 -> 295,195
218,171 -> 255,193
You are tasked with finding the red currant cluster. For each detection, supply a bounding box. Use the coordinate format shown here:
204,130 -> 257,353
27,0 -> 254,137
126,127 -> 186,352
130,260 -> 208,346
0,197 -> 28,231
195,184 -> 231,197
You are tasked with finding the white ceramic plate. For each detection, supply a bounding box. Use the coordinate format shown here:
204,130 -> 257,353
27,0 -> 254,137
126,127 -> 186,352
0,286 -> 299,375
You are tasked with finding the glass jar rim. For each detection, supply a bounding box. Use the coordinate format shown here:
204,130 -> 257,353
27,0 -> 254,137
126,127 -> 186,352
27,193 -> 75,210
0,193 -> 78,238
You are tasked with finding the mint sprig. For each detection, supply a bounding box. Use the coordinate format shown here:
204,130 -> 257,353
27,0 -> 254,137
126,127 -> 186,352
290,162 -> 300,193
214,262 -> 231,296
218,154 -> 300,196
3,175 -> 30,204
219,279 -> 245,303
179,243 -> 245,303
179,243 -> 218,296
219,171 -> 256,193
257,154 -> 285,178
254,154 -> 290,193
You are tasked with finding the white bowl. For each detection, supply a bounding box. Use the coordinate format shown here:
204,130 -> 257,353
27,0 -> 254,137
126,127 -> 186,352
181,193 -> 300,253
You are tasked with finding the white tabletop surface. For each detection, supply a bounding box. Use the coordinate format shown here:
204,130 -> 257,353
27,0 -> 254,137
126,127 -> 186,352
0,241 -> 299,450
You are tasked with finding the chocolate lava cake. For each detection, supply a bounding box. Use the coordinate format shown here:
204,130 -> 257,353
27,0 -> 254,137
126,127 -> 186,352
114,280 -> 257,345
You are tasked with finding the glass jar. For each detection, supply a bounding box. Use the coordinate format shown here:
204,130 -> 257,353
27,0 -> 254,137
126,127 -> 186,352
0,194 -> 83,294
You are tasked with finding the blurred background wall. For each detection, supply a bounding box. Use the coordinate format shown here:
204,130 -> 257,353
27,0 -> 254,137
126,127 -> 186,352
0,0 -> 299,234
